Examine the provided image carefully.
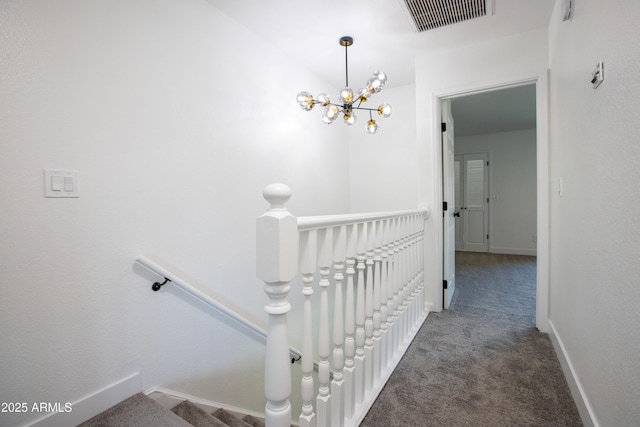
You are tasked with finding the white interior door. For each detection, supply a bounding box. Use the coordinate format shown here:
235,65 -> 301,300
442,100 -> 456,309
462,153 -> 489,252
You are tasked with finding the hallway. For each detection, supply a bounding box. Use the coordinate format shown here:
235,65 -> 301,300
361,252 -> 581,426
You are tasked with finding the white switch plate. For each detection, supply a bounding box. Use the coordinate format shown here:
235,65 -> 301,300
558,176 -> 564,197
44,169 -> 79,198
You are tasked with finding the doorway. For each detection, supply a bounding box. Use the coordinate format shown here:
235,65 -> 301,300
437,78 -> 549,332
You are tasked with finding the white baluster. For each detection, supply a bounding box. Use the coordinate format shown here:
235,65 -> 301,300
332,225 -> 346,427
372,220 -> 383,383
404,218 -> 414,337
299,230 -> 316,427
417,214 -> 426,315
393,218 -> 404,350
411,216 -> 420,326
257,184 -> 297,427
414,217 -> 422,323
364,221 -> 375,393
343,224 -> 357,419
379,219 -> 389,371
407,217 -> 418,330
385,218 -> 397,363
354,222 -> 367,405
389,218 -> 398,357
398,217 -> 409,346
402,217 -> 412,339
316,228 -> 332,427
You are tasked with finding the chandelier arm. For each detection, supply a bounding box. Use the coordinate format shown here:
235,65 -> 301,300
352,106 -> 379,112
324,101 -> 346,109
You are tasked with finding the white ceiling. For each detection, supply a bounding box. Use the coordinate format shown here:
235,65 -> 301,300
205,0 -> 554,135
451,84 -> 537,137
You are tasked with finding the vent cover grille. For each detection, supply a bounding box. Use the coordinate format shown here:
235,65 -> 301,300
403,0 -> 487,32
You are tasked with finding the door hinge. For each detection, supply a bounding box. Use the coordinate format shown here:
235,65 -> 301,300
487,234 -> 490,240
443,279 -> 448,290
443,201 -> 448,211
441,122 -> 446,132
487,160 -> 489,166
487,197 -> 490,203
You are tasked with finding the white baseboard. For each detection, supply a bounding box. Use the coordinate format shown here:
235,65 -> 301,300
489,247 -> 537,256
548,320 -> 598,427
28,372 -> 141,427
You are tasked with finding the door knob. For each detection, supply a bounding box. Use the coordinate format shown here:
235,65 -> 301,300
453,211 -> 460,217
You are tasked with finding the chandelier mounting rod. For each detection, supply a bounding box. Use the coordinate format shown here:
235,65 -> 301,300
340,36 -> 353,88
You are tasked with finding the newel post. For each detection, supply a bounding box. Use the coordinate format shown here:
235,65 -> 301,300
256,183 -> 298,427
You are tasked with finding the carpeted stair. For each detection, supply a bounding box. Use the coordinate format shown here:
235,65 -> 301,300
78,393 -> 268,427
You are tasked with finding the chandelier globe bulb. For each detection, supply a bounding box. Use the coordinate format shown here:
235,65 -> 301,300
366,120 -> 379,134
378,103 -> 392,118
297,91 -> 314,110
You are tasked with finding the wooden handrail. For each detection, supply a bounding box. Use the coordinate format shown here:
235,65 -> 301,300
297,208 -> 429,231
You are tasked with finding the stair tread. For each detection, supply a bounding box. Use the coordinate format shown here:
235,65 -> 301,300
241,414 -> 265,427
78,393 -> 192,427
211,408 -> 253,427
171,400 -> 228,427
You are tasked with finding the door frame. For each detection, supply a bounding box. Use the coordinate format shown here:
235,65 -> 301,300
432,72 -> 550,332
441,99 -> 456,309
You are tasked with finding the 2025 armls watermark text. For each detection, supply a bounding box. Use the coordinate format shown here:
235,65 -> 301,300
2,402 -> 72,413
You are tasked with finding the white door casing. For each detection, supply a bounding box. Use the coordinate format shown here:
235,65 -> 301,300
442,100 -> 456,309
431,71 -> 549,333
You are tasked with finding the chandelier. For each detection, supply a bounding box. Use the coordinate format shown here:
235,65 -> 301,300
296,36 -> 392,134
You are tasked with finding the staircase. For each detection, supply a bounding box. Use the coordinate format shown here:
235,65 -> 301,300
78,393 -> 277,427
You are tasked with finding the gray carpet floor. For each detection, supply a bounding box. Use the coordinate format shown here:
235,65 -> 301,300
361,252 -> 582,427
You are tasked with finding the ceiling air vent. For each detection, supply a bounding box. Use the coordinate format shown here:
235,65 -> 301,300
403,0 -> 488,32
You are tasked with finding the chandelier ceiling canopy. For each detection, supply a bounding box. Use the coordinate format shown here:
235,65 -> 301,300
296,36 -> 392,134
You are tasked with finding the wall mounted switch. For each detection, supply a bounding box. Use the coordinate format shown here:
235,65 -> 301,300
44,169 -> 79,198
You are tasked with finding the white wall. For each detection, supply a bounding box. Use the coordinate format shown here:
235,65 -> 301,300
413,29 -> 549,310
349,84 -> 419,213
456,129 -> 537,255
0,0 -> 349,425
547,0 -> 640,425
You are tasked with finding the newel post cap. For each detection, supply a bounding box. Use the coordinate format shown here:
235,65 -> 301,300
263,183 -> 292,210
257,183 -> 298,283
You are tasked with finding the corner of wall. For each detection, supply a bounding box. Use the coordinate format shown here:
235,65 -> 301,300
29,373 -> 141,427
548,321 -> 598,427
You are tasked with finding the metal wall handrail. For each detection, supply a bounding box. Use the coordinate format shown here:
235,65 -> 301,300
135,255 -> 302,361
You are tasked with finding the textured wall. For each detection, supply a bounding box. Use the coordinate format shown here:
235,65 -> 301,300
547,0 -> 640,425
0,0 -> 349,425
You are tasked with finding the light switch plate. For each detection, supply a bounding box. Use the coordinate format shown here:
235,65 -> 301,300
44,169 -> 79,198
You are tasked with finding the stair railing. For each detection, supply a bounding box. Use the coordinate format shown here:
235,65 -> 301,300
135,255 -> 303,361
257,183 -> 430,427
